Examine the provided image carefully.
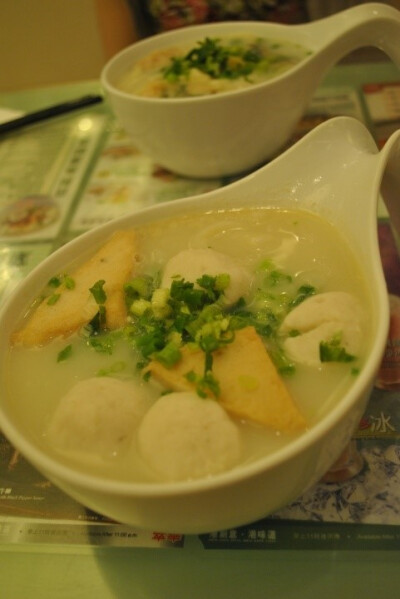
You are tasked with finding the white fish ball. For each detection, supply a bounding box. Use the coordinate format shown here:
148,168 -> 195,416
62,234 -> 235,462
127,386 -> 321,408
47,377 -> 151,458
137,391 -> 242,481
161,248 -> 251,305
280,291 -> 363,367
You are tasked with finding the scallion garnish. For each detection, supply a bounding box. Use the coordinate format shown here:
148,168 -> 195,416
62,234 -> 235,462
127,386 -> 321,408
57,344 -> 72,362
162,37 -> 263,82
320,333 -> 355,363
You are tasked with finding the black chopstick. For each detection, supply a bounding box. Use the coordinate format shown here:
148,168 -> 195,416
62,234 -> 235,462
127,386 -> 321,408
0,94 -> 103,135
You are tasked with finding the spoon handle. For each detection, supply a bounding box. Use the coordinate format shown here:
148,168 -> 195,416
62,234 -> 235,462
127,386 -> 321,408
380,131 -> 400,243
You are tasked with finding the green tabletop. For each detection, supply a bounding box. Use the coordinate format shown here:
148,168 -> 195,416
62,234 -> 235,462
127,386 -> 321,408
1,543 -> 399,598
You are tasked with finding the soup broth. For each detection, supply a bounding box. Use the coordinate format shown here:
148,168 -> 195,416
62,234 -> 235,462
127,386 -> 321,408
4,207 -> 372,483
117,35 -> 311,98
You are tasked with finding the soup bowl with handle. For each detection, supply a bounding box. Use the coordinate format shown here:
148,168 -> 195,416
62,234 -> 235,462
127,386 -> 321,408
101,3 -> 400,178
0,116 -> 399,533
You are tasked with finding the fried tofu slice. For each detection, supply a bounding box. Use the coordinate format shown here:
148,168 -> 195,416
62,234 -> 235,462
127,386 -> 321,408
12,230 -> 137,347
146,326 -> 306,432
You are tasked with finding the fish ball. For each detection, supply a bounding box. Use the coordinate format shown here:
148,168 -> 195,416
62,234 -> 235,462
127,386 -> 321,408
280,292 -> 363,367
137,391 -> 242,481
47,377 -> 151,458
161,248 -> 251,305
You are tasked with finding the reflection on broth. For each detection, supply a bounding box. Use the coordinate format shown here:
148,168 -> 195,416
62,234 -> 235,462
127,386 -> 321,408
6,207 -> 371,483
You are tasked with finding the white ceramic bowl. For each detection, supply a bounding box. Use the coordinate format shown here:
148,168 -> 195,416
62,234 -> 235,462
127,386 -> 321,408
101,3 -> 400,178
0,117 -> 399,534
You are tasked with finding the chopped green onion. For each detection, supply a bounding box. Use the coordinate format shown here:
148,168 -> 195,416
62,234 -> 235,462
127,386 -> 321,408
130,298 -> 151,316
57,344 -> 72,362
153,341 -> 182,368
151,287 -> 171,319
87,305 -> 107,334
48,276 -> 62,288
320,333 -> 355,363
89,280 -> 107,305
185,368 -> 220,399
290,284 -> 316,308
162,37 -> 263,82
47,293 -> 60,305
124,276 -> 153,303
97,361 -> 126,377
87,333 -> 115,354
64,275 -> 75,290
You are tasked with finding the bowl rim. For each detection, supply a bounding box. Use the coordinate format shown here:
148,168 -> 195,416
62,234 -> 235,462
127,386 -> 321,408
101,19 -> 317,105
0,187 -> 389,498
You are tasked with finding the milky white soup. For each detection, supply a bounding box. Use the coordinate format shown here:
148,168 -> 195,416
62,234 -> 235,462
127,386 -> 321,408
4,207 -> 372,484
117,35 -> 311,98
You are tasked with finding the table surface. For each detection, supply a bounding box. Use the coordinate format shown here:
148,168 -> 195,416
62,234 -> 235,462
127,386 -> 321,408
1,61 -> 400,598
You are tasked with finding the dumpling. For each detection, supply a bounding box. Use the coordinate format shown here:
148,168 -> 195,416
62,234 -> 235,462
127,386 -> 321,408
137,391 -> 242,481
279,291 -> 363,367
161,248 -> 251,306
47,377 -> 151,458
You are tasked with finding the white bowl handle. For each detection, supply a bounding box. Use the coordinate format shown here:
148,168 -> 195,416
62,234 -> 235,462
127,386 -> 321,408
306,3 -> 400,68
380,130 -> 400,242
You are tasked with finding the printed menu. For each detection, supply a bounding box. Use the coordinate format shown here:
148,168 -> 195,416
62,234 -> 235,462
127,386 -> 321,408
0,83 -> 399,550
